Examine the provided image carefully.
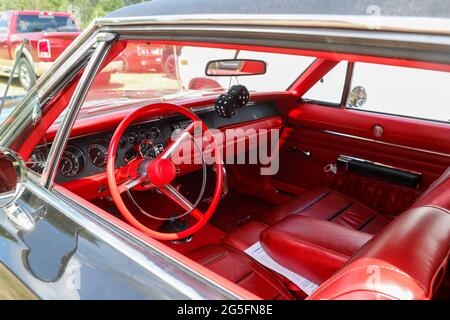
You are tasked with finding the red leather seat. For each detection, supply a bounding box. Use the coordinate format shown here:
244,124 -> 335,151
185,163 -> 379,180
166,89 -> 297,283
308,206 -> 450,300
260,215 -> 373,284
186,244 -> 293,300
263,166 -> 450,234
412,166 -> 450,209
187,168 -> 450,300
262,188 -> 391,234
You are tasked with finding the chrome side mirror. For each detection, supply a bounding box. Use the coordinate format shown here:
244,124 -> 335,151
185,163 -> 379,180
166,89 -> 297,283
347,86 -> 367,108
0,148 -> 26,208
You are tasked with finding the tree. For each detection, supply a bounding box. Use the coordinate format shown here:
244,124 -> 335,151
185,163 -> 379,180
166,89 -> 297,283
0,0 -> 144,28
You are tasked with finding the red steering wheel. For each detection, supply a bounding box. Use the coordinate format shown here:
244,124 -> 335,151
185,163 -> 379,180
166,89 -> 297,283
106,103 -> 223,241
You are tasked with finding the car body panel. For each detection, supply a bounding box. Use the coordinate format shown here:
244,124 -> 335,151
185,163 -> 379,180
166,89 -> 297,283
0,10 -> 80,78
0,0 -> 449,300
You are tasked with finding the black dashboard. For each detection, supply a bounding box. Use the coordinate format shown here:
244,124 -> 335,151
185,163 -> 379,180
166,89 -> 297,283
30,100 -> 279,184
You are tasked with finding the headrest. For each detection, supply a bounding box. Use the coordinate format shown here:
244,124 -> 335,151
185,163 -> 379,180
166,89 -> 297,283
309,206 -> 450,300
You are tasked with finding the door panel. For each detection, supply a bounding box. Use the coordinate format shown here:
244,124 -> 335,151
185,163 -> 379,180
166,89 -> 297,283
275,103 -> 450,215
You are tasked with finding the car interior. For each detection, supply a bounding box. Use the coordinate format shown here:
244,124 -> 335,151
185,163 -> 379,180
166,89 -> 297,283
16,39 -> 450,300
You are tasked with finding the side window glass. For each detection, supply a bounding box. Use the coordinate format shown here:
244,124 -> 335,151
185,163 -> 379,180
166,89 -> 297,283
347,62 -> 450,123
0,13 -> 9,33
303,62 -> 348,105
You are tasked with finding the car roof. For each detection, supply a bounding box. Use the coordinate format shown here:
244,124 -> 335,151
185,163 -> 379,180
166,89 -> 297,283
106,0 -> 450,19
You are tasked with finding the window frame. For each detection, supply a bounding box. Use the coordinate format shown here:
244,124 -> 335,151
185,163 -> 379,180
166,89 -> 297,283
345,62 -> 450,125
298,61 -> 353,108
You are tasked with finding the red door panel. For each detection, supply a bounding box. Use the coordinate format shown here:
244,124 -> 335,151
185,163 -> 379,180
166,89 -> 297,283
275,103 -> 450,215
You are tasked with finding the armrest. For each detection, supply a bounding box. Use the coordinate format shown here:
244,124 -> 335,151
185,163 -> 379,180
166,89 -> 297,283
260,215 -> 372,284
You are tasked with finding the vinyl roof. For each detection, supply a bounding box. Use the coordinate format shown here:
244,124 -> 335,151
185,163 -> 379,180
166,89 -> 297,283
107,0 -> 450,19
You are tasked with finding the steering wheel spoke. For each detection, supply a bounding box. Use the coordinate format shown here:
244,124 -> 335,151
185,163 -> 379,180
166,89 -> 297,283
159,184 -> 204,220
160,121 -> 199,160
117,175 -> 149,194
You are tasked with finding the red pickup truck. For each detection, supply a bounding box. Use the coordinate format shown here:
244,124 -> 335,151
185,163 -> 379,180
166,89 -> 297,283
0,10 -> 80,90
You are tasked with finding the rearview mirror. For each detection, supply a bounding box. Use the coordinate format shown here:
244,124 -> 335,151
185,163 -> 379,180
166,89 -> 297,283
205,59 -> 266,77
0,148 -> 26,208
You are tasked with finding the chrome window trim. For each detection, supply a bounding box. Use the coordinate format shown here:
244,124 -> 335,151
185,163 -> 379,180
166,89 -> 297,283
41,33 -> 116,189
96,14 -> 450,36
322,130 -> 450,158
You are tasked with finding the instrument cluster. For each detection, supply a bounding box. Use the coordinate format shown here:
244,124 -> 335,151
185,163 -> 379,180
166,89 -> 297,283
30,123 -> 169,182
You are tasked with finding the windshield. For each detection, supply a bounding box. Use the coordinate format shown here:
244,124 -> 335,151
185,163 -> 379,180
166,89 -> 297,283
83,41 -> 315,109
0,13 -> 9,33
16,14 -> 78,33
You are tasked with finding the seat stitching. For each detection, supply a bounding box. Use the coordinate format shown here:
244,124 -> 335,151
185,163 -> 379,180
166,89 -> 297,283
272,292 -> 282,300
357,214 -> 377,231
327,202 -> 355,222
225,245 -> 292,299
202,250 -> 229,267
292,191 -> 331,215
310,265 -> 424,298
234,270 -> 254,283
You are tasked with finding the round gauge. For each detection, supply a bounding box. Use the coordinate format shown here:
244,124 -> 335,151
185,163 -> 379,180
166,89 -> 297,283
118,135 -> 127,148
60,146 -> 85,178
88,141 -> 109,167
139,139 -> 154,158
127,132 -> 138,144
30,150 -> 47,173
149,127 -> 161,138
138,129 -> 149,141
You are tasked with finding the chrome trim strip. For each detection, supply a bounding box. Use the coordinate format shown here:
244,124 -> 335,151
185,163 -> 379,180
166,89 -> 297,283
96,14 -> 450,36
41,34 -> 116,188
323,130 -> 450,158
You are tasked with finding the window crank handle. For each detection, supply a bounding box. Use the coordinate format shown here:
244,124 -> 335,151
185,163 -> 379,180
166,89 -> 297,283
290,146 -> 312,158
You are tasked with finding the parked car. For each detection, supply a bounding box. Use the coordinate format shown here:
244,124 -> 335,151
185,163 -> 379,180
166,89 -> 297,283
0,10 -> 80,90
0,0 -> 449,300
118,43 -> 179,78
